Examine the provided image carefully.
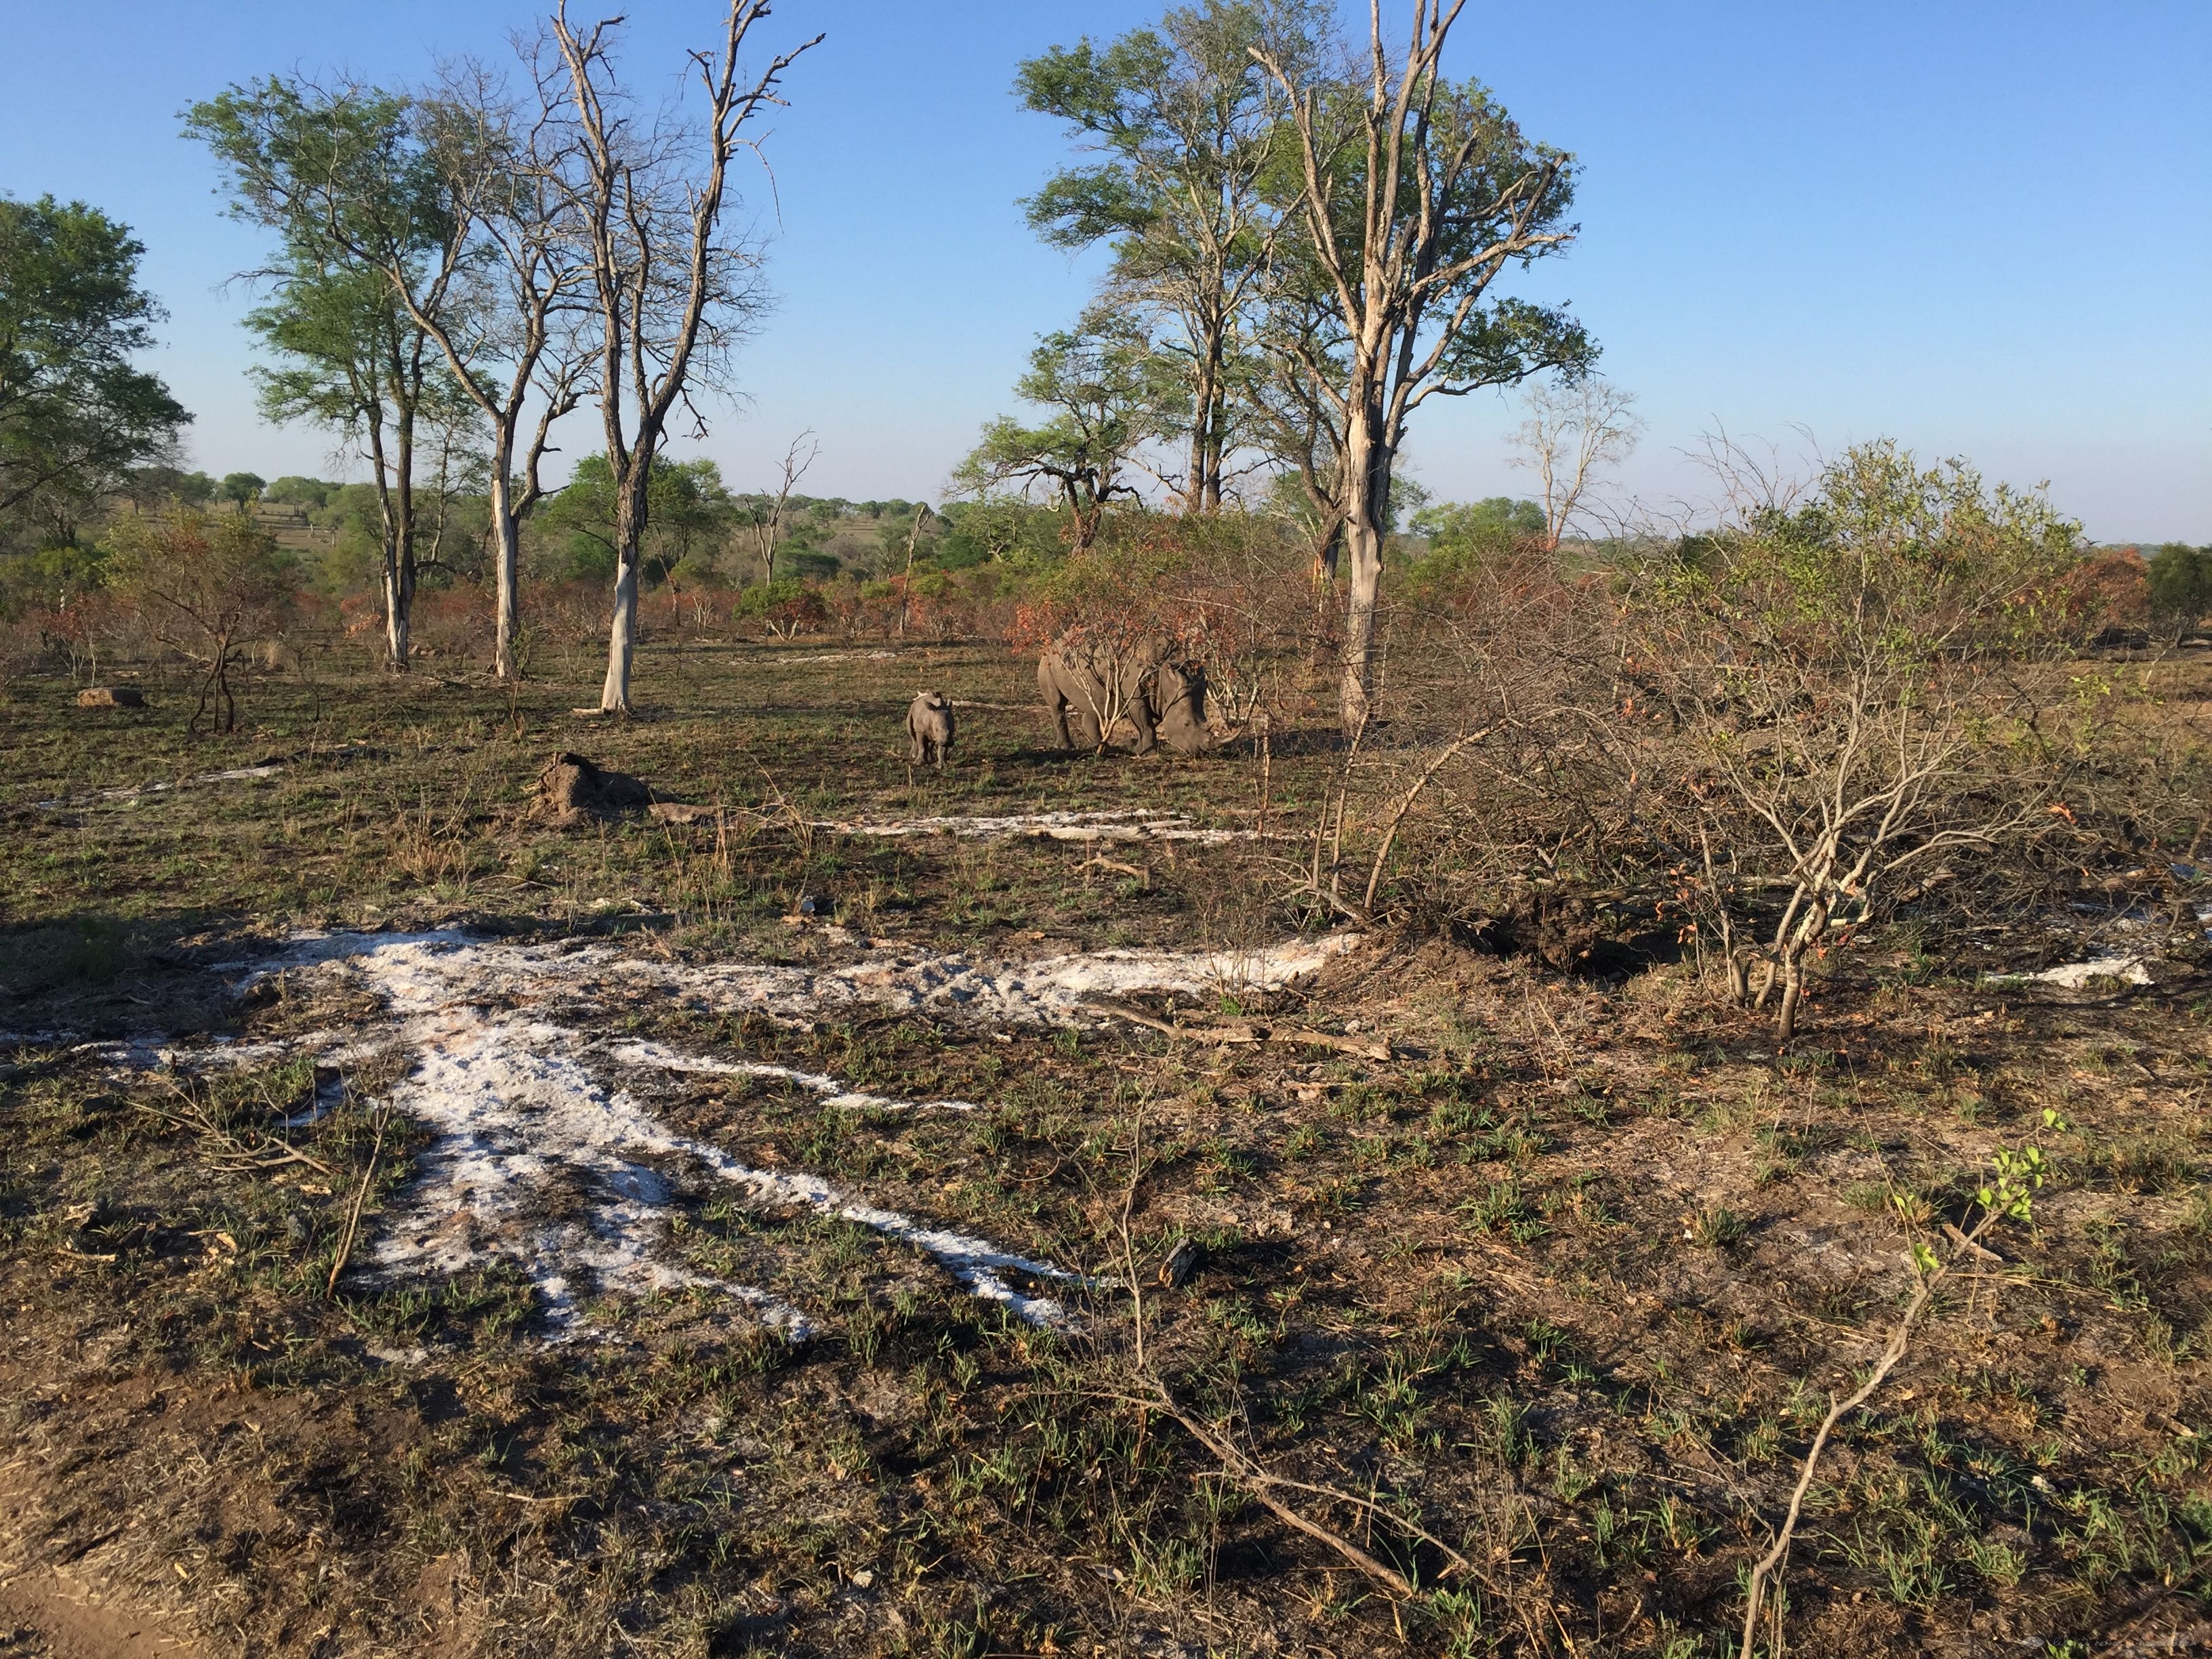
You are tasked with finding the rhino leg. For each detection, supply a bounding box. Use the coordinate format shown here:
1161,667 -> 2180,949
1040,656 -> 1079,749
1124,667 -> 1158,755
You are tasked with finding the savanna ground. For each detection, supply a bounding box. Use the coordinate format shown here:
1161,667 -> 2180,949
2,637 -> 2209,1658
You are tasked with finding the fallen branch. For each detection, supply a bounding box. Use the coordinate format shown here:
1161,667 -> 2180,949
326,1106 -> 390,1297
139,1081 -> 336,1179
1105,1383 -> 1475,1598
1078,853 -> 1151,888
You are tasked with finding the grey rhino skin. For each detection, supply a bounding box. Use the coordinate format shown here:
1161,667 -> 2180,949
905,691 -> 956,766
1037,634 -> 1216,756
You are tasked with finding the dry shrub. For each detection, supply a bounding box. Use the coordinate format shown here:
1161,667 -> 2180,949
106,508 -> 294,733
1334,441 -> 2145,1039
1296,546 -> 1634,944
410,584 -> 495,665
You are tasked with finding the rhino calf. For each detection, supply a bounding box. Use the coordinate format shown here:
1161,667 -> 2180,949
906,691 -> 956,767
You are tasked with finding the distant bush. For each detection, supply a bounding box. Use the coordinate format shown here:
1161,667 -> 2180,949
2148,542 -> 2212,638
733,578 -> 827,638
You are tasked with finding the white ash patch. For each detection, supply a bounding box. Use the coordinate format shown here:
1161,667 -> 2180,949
771,649 -> 899,664
1982,903 -> 2211,991
371,1009 -> 818,1336
361,1005 -> 1069,1331
247,926 -> 1359,1031
264,933 -> 1155,1330
607,1038 -> 980,1112
2001,952 -> 2154,989
34,762 -> 284,811
819,808 -> 1264,845
133,926 -> 1355,1338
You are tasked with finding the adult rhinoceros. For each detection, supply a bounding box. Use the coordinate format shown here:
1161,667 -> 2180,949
1037,632 -> 1216,756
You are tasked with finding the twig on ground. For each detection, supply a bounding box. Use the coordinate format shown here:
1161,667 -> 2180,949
1078,853 -> 1151,888
139,1080 -> 337,1178
1105,1382 -> 1479,1599
326,1105 -> 390,1297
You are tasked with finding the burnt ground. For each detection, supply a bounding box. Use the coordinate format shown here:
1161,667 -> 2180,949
1,638 -> 2208,1657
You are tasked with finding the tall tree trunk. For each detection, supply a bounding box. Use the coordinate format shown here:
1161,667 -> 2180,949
382,557 -> 411,670
488,450 -> 521,680
388,405 -> 417,673
1336,398 -> 1390,734
1187,308 -> 1227,512
601,557 -> 638,710
599,469 -> 650,713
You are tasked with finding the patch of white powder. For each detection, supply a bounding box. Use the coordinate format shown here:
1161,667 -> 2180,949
111,925 -> 1356,1338
818,808 -> 1265,846
607,1037 -> 980,1112
270,933 -> 1169,1329
35,762 -> 284,811
250,926 -> 1359,1030
2001,953 -> 2155,989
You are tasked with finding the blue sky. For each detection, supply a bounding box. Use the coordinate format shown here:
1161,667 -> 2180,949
3,1 -> 2206,540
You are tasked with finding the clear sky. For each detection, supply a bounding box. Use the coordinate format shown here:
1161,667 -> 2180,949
3,1 -> 2206,541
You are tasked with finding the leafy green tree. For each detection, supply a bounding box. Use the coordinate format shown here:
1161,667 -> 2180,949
2147,542 -> 2212,639
123,466 -> 217,510
955,311 -> 1164,552
218,471 -> 266,508
1019,1 -> 1326,510
0,194 -> 190,548
263,476 -> 333,509
1256,5 -> 1593,729
548,454 -> 738,616
1410,496 -> 1540,542
187,80 -> 472,672
932,501 -> 1061,570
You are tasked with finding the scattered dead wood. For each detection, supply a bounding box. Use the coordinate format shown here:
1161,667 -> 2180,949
1109,1381 -> 1479,1601
136,1081 -> 335,1180
1941,1220 -> 2004,1262
1077,853 -> 1150,888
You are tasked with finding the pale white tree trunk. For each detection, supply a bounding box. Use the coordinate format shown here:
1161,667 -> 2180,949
488,462 -> 522,680
382,560 -> 411,670
600,554 -> 639,711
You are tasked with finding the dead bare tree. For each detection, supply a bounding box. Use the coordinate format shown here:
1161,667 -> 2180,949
747,429 -> 818,585
1254,0 -> 1589,732
552,0 -> 821,714
1509,376 -> 1643,550
893,501 -> 928,640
